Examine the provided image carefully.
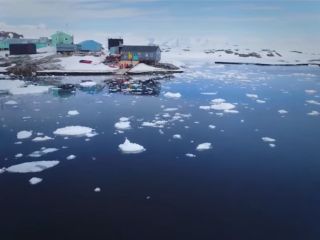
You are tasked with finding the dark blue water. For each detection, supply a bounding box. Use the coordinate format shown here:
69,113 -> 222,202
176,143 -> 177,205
0,65 -> 320,240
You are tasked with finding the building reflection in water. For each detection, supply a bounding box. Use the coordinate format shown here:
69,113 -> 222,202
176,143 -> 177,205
107,78 -> 161,96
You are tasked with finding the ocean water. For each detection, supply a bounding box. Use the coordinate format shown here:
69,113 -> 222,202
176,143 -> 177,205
0,65 -> 320,240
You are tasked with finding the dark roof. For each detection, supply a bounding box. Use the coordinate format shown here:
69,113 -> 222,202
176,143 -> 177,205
120,45 -> 160,52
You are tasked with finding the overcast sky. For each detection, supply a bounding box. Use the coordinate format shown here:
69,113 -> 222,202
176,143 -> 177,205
0,0 -> 319,50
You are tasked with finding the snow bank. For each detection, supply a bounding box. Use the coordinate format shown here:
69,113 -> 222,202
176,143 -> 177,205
196,143 -> 212,151
29,177 -> 43,185
53,126 -> 96,137
79,81 -> 97,88
119,138 -> 146,154
17,130 -> 32,140
164,92 -> 182,99
129,63 -> 166,73
6,160 -> 60,173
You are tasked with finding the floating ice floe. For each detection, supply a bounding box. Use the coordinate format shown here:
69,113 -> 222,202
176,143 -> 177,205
196,143 -> 212,151
305,90 -> 317,95
201,92 -> 217,95
4,100 -> 18,105
164,92 -> 182,99
119,117 -> 130,122
15,153 -> 23,158
119,138 -> 146,154
68,110 -> 79,116
269,144 -> 276,148
115,121 -> 131,130
278,109 -> 288,115
29,177 -> 43,185
306,100 -> 320,106
209,125 -> 216,129
163,108 -> 179,112
6,160 -> 60,173
199,106 -> 211,110
185,153 -> 196,158
53,126 -> 96,137
94,187 -> 101,192
262,137 -> 276,143
256,99 -> 266,104
246,94 -> 259,99
173,134 -> 182,139
32,136 -> 54,142
308,111 -> 320,116
17,130 -> 32,140
211,98 -> 226,104
211,102 -> 236,111
29,147 -> 59,158
66,155 -> 76,160
142,120 -> 167,128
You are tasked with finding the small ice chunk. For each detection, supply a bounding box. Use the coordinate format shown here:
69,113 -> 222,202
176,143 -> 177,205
29,177 -> 43,185
269,144 -> 276,148
119,138 -> 146,154
5,100 -> 18,105
256,99 -> 266,104
278,109 -> 288,114
305,89 -> 317,94
15,153 -> 23,158
224,109 -> 239,114
163,108 -> 179,112
66,155 -> 76,160
32,136 -> 53,142
199,106 -> 211,110
246,94 -> 258,99
53,126 -> 95,137
68,110 -> 79,116
29,148 -> 58,158
115,121 -> 131,130
186,153 -> 196,158
211,102 -> 235,111
6,160 -> 60,173
211,98 -> 226,104
94,187 -> 101,192
196,143 -> 212,151
209,125 -> 216,129
17,130 -> 32,140
164,92 -> 182,99
119,117 -> 130,122
308,111 -> 320,116
306,100 -> 320,105
173,134 -> 182,139
262,137 -> 276,143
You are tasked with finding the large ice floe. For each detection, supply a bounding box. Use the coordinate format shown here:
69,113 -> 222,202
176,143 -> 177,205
17,130 -> 32,140
0,80 -> 52,95
164,92 -> 182,99
196,143 -> 212,151
53,126 -> 96,137
119,138 -> 146,154
4,100 -> 18,105
5,160 -> 60,173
